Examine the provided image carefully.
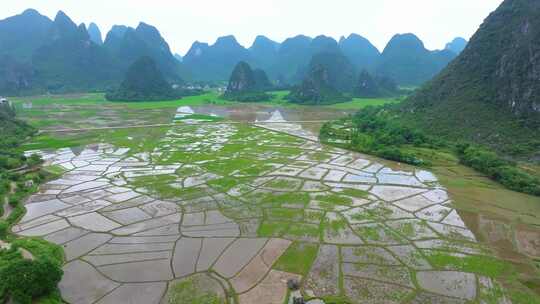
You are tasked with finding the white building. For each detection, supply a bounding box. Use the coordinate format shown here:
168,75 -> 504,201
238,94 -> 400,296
0,97 -> 14,110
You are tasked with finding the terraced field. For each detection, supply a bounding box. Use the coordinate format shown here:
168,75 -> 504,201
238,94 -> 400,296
13,111 -> 532,304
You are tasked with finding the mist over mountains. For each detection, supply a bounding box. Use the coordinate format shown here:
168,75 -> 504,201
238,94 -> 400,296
0,8 -> 467,95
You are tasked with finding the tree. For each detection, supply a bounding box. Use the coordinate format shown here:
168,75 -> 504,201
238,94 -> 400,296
0,259 -> 63,304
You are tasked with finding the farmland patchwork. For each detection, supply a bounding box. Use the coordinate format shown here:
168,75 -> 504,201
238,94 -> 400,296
16,118 -> 512,303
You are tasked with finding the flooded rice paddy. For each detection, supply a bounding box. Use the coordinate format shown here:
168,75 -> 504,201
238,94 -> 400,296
15,105 -> 540,303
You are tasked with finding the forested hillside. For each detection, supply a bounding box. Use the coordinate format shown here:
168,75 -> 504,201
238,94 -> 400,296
402,0 -> 540,158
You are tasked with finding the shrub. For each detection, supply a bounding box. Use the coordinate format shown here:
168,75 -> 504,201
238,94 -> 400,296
27,154 -> 42,167
0,259 -> 63,304
329,105 -> 440,166
12,238 -> 64,267
5,158 -> 22,170
0,220 -> 8,239
6,205 -> 24,225
8,196 -> 20,208
457,144 -> 540,196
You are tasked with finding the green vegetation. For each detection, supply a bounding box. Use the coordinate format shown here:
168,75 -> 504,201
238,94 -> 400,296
0,221 -> 7,238
315,194 -> 353,209
320,295 -> 353,304
1,105 -> 50,227
321,105 -> 540,196
264,178 -> 301,190
166,278 -> 224,304
339,188 -> 369,199
257,221 -> 290,237
273,242 -> 319,275
320,106 -> 441,166
457,144 -> 540,195
424,250 -> 513,278
224,91 -> 272,102
131,174 -> 181,200
0,259 -> 63,304
11,238 -> 64,265
207,177 -> 240,192
174,114 -> 224,122
354,69 -> 399,98
260,192 -> 310,208
22,126 -> 168,153
0,104 -> 65,304
508,289 -> 540,304
0,103 -> 35,150
401,0 -> 540,158
0,239 -> 64,304
323,97 -> 401,110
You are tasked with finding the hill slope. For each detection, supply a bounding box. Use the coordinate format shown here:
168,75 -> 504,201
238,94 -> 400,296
223,61 -> 272,101
0,9 -> 52,62
32,11 -> 118,91
376,33 -> 457,86
87,22 -> 103,45
106,56 -> 179,102
403,0 -> 540,158
183,36 -> 251,81
0,9 -> 184,95
0,102 -> 34,150
288,51 -> 355,105
103,22 -> 183,82
339,34 -> 380,72
445,37 -> 468,54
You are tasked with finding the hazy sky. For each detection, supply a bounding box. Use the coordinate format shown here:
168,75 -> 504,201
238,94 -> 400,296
1,0 -> 504,55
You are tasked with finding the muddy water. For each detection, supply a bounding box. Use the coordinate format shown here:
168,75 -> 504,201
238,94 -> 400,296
189,104 -> 352,134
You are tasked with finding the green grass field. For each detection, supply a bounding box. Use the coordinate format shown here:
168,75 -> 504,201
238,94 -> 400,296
11,91 -> 400,111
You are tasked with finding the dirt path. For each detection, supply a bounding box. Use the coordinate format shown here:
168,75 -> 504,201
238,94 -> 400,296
1,182 -> 16,220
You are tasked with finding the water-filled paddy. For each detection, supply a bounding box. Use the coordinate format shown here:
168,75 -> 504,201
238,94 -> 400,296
13,103 -> 540,303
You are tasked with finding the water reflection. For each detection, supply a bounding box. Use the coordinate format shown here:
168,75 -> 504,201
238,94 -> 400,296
189,104 -> 351,135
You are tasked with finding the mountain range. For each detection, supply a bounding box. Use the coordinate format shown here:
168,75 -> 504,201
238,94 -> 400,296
0,8 -> 467,95
0,9 -> 181,94
184,33 -> 463,86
